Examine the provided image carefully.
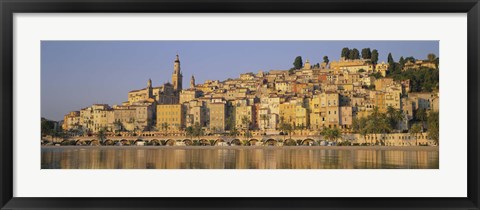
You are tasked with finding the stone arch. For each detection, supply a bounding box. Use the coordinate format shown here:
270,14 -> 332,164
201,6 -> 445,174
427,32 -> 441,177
60,139 -> 70,145
75,139 -> 85,146
231,139 -> 241,146
249,139 -> 259,146
284,139 -> 296,146
104,139 -> 114,146
120,139 -> 129,146
302,138 -> 315,146
134,139 -> 145,145
150,139 -> 160,146
183,139 -> 193,146
265,139 -> 278,146
213,139 -> 224,146
199,139 -> 210,146
165,139 -> 175,146
90,140 -> 100,146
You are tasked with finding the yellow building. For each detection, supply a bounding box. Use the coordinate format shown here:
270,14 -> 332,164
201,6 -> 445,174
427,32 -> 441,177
180,89 -> 202,104
374,78 -> 395,91
62,111 -> 80,130
235,105 -> 254,129
373,92 -> 386,112
303,59 -> 312,70
157,104 -> 185,131
295,105 -> 309,128
329,58 -> 374,73
279,102 -> 296,125
385,90 -> 402,109
112,106 -> 136,131
375,62 -> 389,77
403,60 -> 437,71
209,103 -> 226,132
339,106 -> 353,129
185,100 -> 207,128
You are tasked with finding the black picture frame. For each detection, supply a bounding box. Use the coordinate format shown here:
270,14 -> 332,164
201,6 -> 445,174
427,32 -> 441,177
1,0 -> 479,209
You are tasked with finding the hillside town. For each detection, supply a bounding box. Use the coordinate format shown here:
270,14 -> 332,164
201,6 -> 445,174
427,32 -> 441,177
44,48 -> 440,147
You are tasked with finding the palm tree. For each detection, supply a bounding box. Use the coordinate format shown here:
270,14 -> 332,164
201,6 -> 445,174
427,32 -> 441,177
386,106 -> 404,131
427,111 -> 439,145
367,107 -> 384,145
243,131 -> 252,146
241,116 -> 251,142
193,122 -> 203,143
97,127 -> 107,145
186,126 -> 194,140
229,127 -> 239,138
410,123 -> 422,146
113,120 -> 124,132
161,122 -> 169,136
284,123 -> 294,141
415,108 -> 428,126
320,127 -> 341,144
376,117 -> 392,145
352,116 -> 369,145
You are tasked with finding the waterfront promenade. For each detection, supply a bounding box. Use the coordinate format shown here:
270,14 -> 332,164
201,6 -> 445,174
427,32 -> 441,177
42,132 -> 437,147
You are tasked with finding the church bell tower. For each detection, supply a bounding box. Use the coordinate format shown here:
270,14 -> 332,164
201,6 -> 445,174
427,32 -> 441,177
190,75 -> 195,89
172,54 -> 183,92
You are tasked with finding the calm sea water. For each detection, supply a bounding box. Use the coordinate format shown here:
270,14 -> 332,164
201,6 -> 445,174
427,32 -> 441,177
41,146 -> 439,169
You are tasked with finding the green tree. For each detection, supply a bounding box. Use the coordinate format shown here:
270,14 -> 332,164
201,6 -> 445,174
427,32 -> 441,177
352,116 -> 369,144
229,127 -> 239,137
387,53 -> 394,64
349,48 -> 360,60
320,127 -> 341,144
427,53 -> 437,62
390,67 -> 438,92
405,56 -> 416,63
241,116 -> 251,142
410,123 -> 422,146
427,111 -> 439,144
370,72 -> 383,79
161,122 -> 169,136
192,122 -> 203,141
243,130 -> 253,146
415,108 -> 428,124
323,56 -> 329,64
293,56 -> 303,70
41,118 -> 55,137
97,127 -> 107,145
361,48 -> 371,59
386,106 -> 404,130
398,56 -> 405,69
371,49 -> 379,64
279,122 -> 293,141
185,126 -> 194,140
226,114 -> 235,131
113,120 -> 124,132
367,107 -> 385,145
341,47 -> 350,59
386,53 -> 397,76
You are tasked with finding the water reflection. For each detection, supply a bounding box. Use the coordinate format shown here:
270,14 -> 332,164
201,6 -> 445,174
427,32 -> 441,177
41,147 -> 439,169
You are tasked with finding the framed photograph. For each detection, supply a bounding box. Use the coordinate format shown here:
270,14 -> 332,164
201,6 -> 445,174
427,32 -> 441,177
1,0 -> 479,209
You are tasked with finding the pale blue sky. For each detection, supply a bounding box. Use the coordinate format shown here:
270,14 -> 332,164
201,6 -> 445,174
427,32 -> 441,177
41,41 -> 439,120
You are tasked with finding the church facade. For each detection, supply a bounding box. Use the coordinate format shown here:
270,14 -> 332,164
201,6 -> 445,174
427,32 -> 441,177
127,54 -> 183,105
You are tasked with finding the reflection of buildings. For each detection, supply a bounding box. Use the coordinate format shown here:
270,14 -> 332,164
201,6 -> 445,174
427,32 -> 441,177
43,147 -> 438,169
